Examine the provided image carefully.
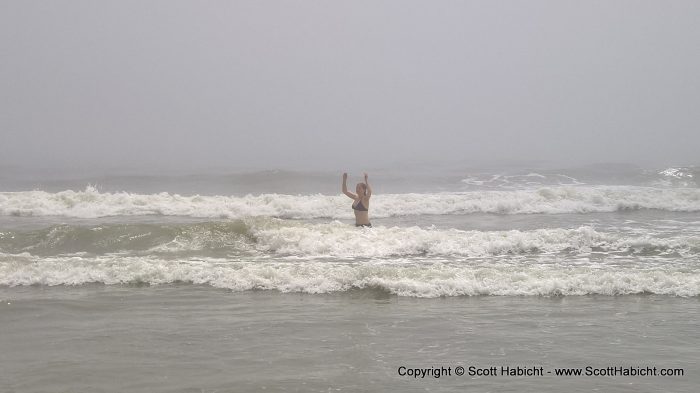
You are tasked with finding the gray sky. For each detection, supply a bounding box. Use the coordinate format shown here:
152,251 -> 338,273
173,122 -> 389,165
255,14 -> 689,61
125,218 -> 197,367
1,0 -> 699,172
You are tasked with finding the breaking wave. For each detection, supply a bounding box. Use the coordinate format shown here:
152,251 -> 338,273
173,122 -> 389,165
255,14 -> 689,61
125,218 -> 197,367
1,253 -> 698,297
1,220 -> 698,258
1,185 -> 700,219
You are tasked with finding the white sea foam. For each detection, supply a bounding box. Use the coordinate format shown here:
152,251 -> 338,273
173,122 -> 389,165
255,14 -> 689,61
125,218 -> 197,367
2,220 -> 697,258
1,253 -> 698,297
1,221 -> 698,296
653,167 -> 699,188
247,222 -> 699,258
460,173 -> 584,188
659,167 -> 695,179
1,185 -> 699,219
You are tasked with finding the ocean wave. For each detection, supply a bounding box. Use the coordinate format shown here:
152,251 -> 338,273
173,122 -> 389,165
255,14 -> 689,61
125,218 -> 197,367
1,220 -> 698,258
250,221 -> 699,258
1,253 -> 698,297
658,167 -> 696,180
1,185 -> 700,219
652,167 -> 699,188
460,173 -> 584,189
0,221 -> 252,256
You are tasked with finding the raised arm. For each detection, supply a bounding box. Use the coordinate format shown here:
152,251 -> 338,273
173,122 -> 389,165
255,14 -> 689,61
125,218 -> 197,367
342,172 -> 357,199
364,173 -> 372,197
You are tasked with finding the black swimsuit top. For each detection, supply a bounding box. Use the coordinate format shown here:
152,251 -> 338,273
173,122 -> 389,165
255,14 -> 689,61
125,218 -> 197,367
352,199 -> 368,211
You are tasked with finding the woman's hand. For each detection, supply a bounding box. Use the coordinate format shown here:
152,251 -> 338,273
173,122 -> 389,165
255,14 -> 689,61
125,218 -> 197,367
364,173 -> 368,182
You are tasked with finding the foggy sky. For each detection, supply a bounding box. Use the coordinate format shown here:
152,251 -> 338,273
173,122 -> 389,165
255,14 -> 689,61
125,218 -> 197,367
1,0 -> 699,172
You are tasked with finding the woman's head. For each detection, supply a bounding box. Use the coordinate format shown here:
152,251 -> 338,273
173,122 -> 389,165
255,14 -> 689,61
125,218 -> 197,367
356,182 -> 367,195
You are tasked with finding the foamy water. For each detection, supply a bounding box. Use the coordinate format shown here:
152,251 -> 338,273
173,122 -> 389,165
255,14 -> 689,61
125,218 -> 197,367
1,185 -> 700,219
2,252 -> 699,297
1,167 -> 699,297
1,218 -> 698,296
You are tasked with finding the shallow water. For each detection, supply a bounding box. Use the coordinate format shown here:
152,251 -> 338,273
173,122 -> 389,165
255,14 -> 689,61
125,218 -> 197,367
1,285 -> 698,393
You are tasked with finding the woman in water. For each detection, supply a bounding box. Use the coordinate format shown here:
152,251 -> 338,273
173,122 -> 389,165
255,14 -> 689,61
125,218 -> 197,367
342,172 -> 372,227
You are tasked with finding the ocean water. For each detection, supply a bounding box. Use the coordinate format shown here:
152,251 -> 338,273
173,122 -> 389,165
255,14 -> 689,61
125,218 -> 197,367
1,164 -> 699,391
